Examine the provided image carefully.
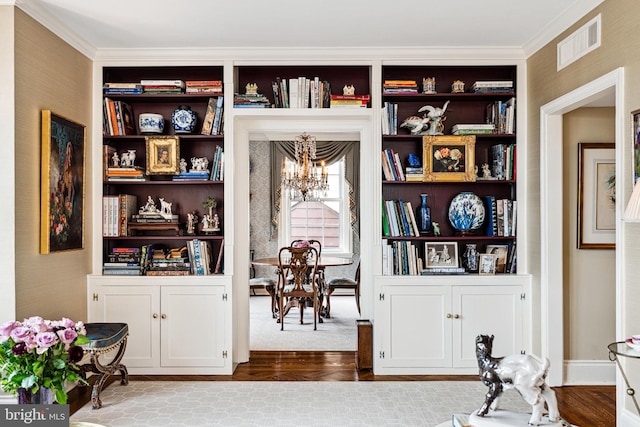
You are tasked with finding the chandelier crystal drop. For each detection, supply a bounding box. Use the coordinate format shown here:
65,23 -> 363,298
281,133 -> 329,201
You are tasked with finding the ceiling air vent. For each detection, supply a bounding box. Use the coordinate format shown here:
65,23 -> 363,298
557,14 -> 601,71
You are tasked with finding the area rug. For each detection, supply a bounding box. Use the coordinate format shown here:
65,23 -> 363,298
71,380 -> 533,427
250,295 -> 358,351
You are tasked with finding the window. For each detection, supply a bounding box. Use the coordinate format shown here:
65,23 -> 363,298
280,157 -> 351,255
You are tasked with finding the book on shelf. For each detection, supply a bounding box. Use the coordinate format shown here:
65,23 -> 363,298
381,240 -> 421,275
381,102 -> 398,135
212,96 -> 224,135
483,195 -> 498,237
486,98 -> 516,134
421,267 -> 468,275
140,79 -> 185,88
102,268 -> 142,276
118,194 -> 138,237
185,80 -> 222,94
201,97 -> 217,135
214,239 -> 224,274
210,145 -> 224,181
383,80 -> 418,94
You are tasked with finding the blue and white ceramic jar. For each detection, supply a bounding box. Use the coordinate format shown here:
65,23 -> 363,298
138,113 -> 164,134
171,105 -> 196,133
448,191 -> 485,234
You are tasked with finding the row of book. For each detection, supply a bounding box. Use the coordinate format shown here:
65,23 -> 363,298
102,194 -> 138,237
381,102 -> 399,135
382,199 -> 421,238
200,96 -> 224,135
103,241 -> 224,276
104,80 -> 223,95
381,240 -> 423,275
103,98 -> 135,136
486,97 -> 516,134
491,143 -> 516,180
270,76 -> 332,109
484,196 -> 517,237
381,148 -> 423,182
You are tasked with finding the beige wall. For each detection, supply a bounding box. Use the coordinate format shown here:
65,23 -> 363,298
14,9 -> 92,321
562,108 -> 616,360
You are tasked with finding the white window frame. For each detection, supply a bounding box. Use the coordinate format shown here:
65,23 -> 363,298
279,158 -> 352,257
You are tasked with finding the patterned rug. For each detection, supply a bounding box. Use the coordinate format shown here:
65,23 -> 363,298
71,380 -> 534,427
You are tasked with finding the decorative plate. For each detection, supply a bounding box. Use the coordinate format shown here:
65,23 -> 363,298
448,192 -> 485,233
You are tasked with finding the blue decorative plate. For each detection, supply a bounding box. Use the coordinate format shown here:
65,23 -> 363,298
448,192 -> 485,233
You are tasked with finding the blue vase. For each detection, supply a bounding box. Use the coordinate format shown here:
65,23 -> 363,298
171,105 -> 196,133
418,193 -> 431,235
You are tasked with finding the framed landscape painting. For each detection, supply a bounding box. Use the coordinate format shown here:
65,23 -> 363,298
40,110 -> 86,253
422,135 -> 476,182
578,142 -> 615,249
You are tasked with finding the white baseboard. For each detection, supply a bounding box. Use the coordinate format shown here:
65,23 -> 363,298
563,359 -> 616,385
620,408 -> 640,426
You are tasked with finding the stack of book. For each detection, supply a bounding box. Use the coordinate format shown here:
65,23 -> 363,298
185,80 -> 222,94
405,166 -> 424,182
421,267 -> 467,275
471,80 -> 514,93
483,196 -> 517,237
172,171 -> 210,181
451,123 -> 495,135
103,98 -> 135,136
200,97 -> 224,135
145,246 -> 191,276
141,79 -> 185,94
329,94 -> 370,108
103,247 -> 141,275
490,143 -> 516,180
103,82 -> 142,95
106,166 -> 145,181
233,92 -> 270,108
383,80 -> 418,94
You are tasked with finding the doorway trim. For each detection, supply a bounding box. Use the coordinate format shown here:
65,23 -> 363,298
540,67 -> 624,386
232,111 -> 375,364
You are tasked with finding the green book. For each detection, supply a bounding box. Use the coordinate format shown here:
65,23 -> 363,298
382,200 -> 390,236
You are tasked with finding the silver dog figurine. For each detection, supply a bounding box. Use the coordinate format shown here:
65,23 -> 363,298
475,334 -> 560,426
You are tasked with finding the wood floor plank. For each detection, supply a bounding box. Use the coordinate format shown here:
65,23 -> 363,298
70,350 -> 616,425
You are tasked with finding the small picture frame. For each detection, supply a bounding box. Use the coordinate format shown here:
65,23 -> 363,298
485,244 -> 509,273
145,135 -> 180,175
423,135 -> 476,182
424,241 -> 459,268
479,253 -> 496,275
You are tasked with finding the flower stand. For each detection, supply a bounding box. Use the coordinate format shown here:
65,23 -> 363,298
79,323 -> 129,409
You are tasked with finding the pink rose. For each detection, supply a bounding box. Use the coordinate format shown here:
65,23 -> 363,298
35,331 -> 58,353
10,326 -> 32,343
0,320 -> 20,341
57,328 -> 78,346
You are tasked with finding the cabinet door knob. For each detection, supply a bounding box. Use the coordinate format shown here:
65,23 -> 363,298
454,314 -> 460,319
153,313 -> 158,319
161,314 -> 167,319
446,313 -> 452,318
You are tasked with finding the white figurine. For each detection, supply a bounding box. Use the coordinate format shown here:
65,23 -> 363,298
343,84 -> 355,96
481,163 -> 492,179
417,100 -> 450,135
159,197 -> 173,217
112,152 -> 120,167
179,158 -> 187,173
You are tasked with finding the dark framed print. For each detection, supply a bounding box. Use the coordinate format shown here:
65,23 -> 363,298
145,135 -> 180,175
578,142 -> 615,249
424,241 -> 459,268
632,109 -> 640,183
485,244 -> 509,273
479,253 -> 496,275
422,135 -> 476,182
40,110 -> 86,253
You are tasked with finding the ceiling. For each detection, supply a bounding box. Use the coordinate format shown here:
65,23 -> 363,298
10,0 -> 603,57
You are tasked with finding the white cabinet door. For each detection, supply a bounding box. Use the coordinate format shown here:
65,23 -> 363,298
160,286 -> 226,367
88,283 -> 160,368
378,285 -> 452,368
452,285 -> 523,368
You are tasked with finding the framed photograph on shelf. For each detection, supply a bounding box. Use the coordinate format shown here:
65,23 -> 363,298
146,135 -> 180,175
40,110 -> 86,254
479,254 -> 496,275
578,142 -> 615,249
632,109 -> 640,183
485,244 -> 509,273
424,241 -> 459,268
422,135 -> 476,182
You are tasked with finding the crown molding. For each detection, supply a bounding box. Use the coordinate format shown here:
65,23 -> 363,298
523,0 -> 604,58
14,0 -> 96,59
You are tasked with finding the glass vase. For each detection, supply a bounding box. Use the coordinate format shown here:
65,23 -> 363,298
17,387 -> 54,404
418,193 -> 431,235
463,243 -> 479,272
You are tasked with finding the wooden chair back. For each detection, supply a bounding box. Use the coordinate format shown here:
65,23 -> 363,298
278,245 -> 319,330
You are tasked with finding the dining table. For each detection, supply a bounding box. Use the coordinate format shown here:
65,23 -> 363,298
251,256 -> 353,321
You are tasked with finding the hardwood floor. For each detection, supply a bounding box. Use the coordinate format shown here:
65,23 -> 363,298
71,351 -> 616,425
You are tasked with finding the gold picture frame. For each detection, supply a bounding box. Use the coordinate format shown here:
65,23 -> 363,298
145,135 -> 180,175
40,110 -> 86,253
578,142 -> 615,249
422,135 -> 476,182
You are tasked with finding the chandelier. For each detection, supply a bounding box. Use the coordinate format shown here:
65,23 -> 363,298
281,133 -> 329,201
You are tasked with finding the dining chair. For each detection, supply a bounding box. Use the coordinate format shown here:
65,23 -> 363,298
325,260 -> 361,318
291,239 -> 325,294
278,245 -> 320,330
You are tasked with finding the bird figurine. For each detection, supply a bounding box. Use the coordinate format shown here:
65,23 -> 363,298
418,100 -> 450,135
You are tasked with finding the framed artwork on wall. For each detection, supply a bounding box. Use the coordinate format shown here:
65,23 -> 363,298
578,142 -> 615,249
40,110 -> 86,254
145,135 -> 180,175
422,135 -> 476,182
